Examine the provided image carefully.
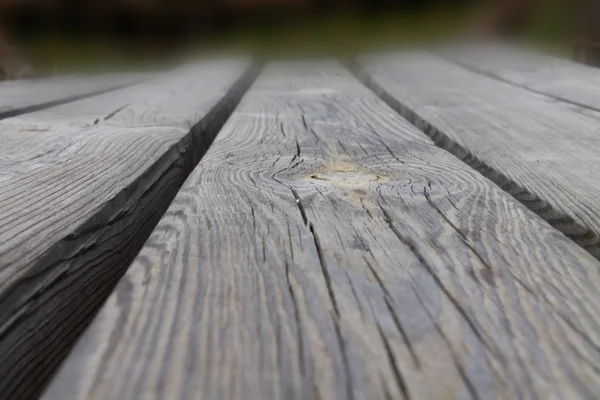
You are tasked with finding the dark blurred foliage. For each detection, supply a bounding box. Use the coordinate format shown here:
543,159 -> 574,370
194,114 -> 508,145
0,0 -> 594,75
0,0 -> 474,42
0,0 -> 480,75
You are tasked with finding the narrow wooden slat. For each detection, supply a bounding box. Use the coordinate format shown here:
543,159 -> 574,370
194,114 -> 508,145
3,64 -> 235,130
0,59 -> 254,399
0,62 -> 253,176
45,62 -> 600,400
357,52 -> 600,258
0,73 -> 150,120
438,42 -> 600,112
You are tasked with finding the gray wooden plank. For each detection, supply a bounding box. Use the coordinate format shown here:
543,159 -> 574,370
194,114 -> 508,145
0,61 -> 252,177
357,52 -> 600,258
2,63 -> 236,130
438,42 -> 600,112
45,61 -> 600,400
0,72 -> 151,119
0,59 -> 254,399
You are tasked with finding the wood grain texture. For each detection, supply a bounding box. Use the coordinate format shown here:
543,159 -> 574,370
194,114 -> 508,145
357,52 -> 600,258
0,59 -> 254,399
45,61 -> 600,400
437,42 -> 600,112
0,72 -> 150,120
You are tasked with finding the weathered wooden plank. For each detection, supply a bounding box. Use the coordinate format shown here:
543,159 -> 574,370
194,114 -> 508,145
0,72 -> 150,120
0,62 -> 253,176
438,42 -> 600,111
0,59 -> 254,399
2,64 -> 234,130
45,62 -> 600,400
357,52 -> 600,258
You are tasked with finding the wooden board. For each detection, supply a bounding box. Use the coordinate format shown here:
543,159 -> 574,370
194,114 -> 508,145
438,42 -> 600,111
2,63 -> 237,130
0,72 -> 150,120
0,59 -> 254,399
44,61 -> 600,400
357,52 -> 600,258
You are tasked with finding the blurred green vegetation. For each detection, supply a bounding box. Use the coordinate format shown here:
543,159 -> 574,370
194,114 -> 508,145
17,37 -> 177,76
193,7 -> 472,58
518,0 -> 576,56
4,1 -> 582,77
8,5 -> 472,75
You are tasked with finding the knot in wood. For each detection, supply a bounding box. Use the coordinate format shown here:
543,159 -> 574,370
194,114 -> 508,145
307,168 -> 388,187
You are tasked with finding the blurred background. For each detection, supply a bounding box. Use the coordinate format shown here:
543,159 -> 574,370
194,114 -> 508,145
0,0 -> 592,79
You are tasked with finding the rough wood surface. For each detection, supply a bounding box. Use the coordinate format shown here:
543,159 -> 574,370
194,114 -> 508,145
0,73 -> 150,120
438,42 -> 600,111
357,52 -> 600,258
0,59 -> 254,399
45,62 -> 600,400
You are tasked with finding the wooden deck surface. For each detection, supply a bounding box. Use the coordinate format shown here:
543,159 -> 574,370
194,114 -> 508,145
0,47 -> 599,399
